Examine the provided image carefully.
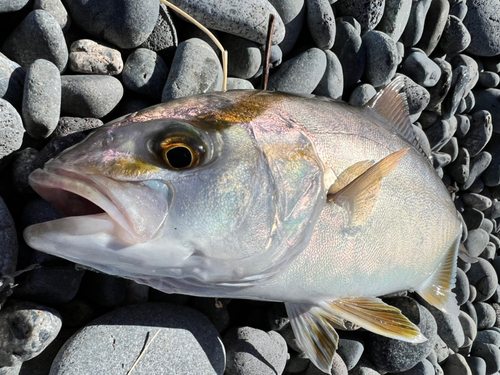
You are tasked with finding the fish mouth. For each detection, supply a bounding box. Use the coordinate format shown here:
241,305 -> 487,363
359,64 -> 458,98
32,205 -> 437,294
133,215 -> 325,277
28,167 -> 170,244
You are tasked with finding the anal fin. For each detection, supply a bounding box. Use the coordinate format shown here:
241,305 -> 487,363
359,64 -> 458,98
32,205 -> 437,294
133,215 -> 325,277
327,148 -> 409,225
416,231 -> 461,316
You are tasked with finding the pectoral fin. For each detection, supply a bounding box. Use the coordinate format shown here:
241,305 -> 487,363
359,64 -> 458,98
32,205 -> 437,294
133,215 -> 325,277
327,148 -> 409,225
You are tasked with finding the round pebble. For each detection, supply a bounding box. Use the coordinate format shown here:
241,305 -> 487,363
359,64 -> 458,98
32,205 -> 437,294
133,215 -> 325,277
54,117 -> 103,137
0,98 -> 24,159
226,78 -> 254,90
22,59 -> 61,139
69,39 -> 123,75
415,0 -> 450,55
474,302 -> 496,330
337,337 -> 364,371
0,53 -> 25,107
460,110 -> 493,157
401,50 -> 442,88
269,0 -> 305,56
467,258 -> 499,302
473,89 -> 500,133
453,268 -> 470,305
0,197 -> 17,277
336,0 -> 385,33
362,30 -> 398,88
397,74 -> 431,114
471,343 -> 500,374
441,353 -> 472,375
306,0 -> 335,50
402,0 -> 431,47
0,0 -> 30,13
11,147 -> 39,194
1,10 -> 68,72
313,50 -> 343,99
462,152 -> 492,190
466,356 -> 487,375
33,0 -> 70,32
221,34 -> 261,80
427,58 -> 452,110
349,83 -> 376,106
61,75 -> 123,118
463,0 -> 500,56
439,15 -> 471,55
376,0 -> 412,42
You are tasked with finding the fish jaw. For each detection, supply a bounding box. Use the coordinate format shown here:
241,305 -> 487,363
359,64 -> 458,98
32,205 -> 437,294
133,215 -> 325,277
26,164 -> 171,245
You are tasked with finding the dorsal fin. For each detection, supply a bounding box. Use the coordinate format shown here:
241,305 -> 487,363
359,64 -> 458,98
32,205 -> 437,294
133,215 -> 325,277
365,76 -> 430,160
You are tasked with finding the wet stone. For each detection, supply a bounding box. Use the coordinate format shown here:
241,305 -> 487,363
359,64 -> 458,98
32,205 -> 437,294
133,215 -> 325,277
61,75 -> 123,118
471,343 -> 500,375
0,300 -> 61,367
267,48 -> 326,95
54,117 -> 103,137
224,326 -> 287,375
306,0 -> 335,50
376,0 -> 412,42
0,53 -> 25,107
33,0 -> 70,32
0,98 -> 24,160
69,39 -> 123,75
1,10 -> 68,72
478,71 -> 500,88
313,50 -> 343,99
415,0 -> 450,55
221,34 -> 261,80
427,58 -> 452,110
65,0 -> 158,49
460,110 -> 493,158
453,268 -> 470,306
335,0 -> 385,33
269,0 -> 305,56
467,258 -> 498,302
349,83 -> 376,107
362,30 -> 398,88
400,50 -> 441,88
474,302 -> 496,330
463,0 -> 500,56
22,59 -> 61,139
123,48 -> 168,100
402,0 -> 431,47
162,38 -> 223,102
439,15 -> 471,55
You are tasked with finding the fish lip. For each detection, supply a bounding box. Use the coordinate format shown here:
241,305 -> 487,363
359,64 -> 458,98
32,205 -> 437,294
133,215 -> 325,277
29,167 -> 142,244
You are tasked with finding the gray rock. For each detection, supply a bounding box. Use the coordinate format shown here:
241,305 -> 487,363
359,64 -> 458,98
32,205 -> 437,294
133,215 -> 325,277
65,0 -> 158,49
450,55 -> 480,95
478,71 -> 500,88
464,229 -> 490,258
335,0 -> 386,33
306,0 -> 335,49
221,34 -> 261,80
79,272 -> 126,307
376,0 -> 412,42
305,353 -> 347,374
349,83 -> 376,107
366,297 -> 437,372
267,47 -> 326,94
187,297 -> 230,333
33,0 -> 70,32
460,110 -> 493,157
415,0 -> 450,55
122,48 -> 168,100
362,30 -> 398,87
442,66 -> 470,120
51,303 -> 225,374
453,268 -> 470,305
427,58 -> 452,110
0,53 -> 25,107
465,356 -> 486,375
36,132 -> 87,166
441,137 -> 459,162
448,147 -> 470,183
439,15 -> 471,55
425,119 -> 453,151
69,39 -> 123,75
397,359 -> 435,375
349,357 -> 380,375
162,38 -> 223,102
471,343 -> 500,375
0,99 -> 24,159
285,352 -> 310,373
456,115 -> 471,139
402,0 -> 431,47
462,152 -> 492,190
269,0 -> 305,56
54,117 -> 103,138
0,0 -> 29,13
480,219 -> 494,234
61,75 -> 123,118
441,353 -> 472,375
473,89 -> 500,133
459,311 -> 477,348
22,59 -> 61,139
463,0 -> 500,56
483,135 -> 500,187
465,91 -> 476,113
474,302 -> 496,330
475,329 -> 500,346
332,21 -> 365,91
226,78 -> 254,90
337,337 -> 364,370
0,197 -> 17,277
450,2 -> 468,21
467,258 -> 498,302
0,300 -> 61,367
400,50 -> 442,87
11,147 -> 39,194
224,326 -> 287,375
462,194 -> 491,211
1,10 -> 67,72
313,50 -> 343,99
169,0 -> 284,45
397,74 -> 430,114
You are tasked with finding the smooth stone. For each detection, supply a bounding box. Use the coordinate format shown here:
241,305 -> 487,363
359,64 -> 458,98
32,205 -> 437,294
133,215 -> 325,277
306,0 -> 335,50
460,110 -> 493,157
478,72 -> 500,88
463,0 -> 500,56
53,117 -> 103,138
462,152 -> 492,190
162,38 -> 223,102
64,0 -> 158,49
349,83 -> 376,107
474,302 -> 496,330
376,0 -> 412,42
366,297 -> 437,372
442,66 -> 470,120
0,53 -> 25,107
331,20 -> 365,91
11,147 -> 39,195
22,59 -> 61,139
448,146 -> 469,183
434,335 -> 450,363
0,301 -> 61,367
0,196 -> 17,277
79,272 -> 126,307
470,343 -> 500,374
313,50 -> 343,99
36,132 -> 87,165
69,39 -> 123,75
402,0 -> 431,46
401,50 -> 442,87
0,0 -> 29,13
415,0 -> 450,55
267,48 -> 326,94
139,3 -> 178,63
484,135 -> 500,187
1,10 -> 67,72
51,303 -> 225,374
441,137 -> 459,162
268,0 -> 305,56
362,30 -> 398,87
226,78 -> 254,90
433,152 -> 452,169
0,99 -> 24,159
439,15 -> 471,55
304,353 -> 347,374
427,58 -> 452,110
335,0 -> 386,33
224,326 -> 287,375
397,359 -> 435,375
456,115 -> 471,139
454,268 -> 471,305
349,357 -> 380,375
461,194 -> 492,211
450,55 -> 480,95
461,208 -> 484,233
459,311 -> 477,347
61,75 -> 123,118
221,34 -> 261,80
441,353 -> 472,375
467,258 -> 498,302
169,0 -> 284,45
475,329 -> 500,346
466,356 -> 486,375
122,48 -> 168,100
396,74 -> 430,114
337,338 -> 364,371
187,298 -> 230,333
473,89 -> 500,133
461,301 -> 478,324
33,0 -> 70,32
480,219 -> 494,234
450,2 -> 468,21
285,352 -> 310,373
465,91 -> 476,113
425,119 -> 453,151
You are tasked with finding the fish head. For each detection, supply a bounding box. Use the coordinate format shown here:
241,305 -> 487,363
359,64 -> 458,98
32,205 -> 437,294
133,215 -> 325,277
24,91 -> 326,287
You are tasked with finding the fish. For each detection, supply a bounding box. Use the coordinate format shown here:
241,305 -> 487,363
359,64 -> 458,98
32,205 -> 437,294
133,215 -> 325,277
23,76 -> 462,374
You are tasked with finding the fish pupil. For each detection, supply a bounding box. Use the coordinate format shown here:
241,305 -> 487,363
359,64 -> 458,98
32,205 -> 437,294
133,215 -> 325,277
166,146 -> 193,169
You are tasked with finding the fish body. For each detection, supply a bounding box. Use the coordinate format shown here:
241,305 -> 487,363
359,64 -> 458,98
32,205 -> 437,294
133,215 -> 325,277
23,79 -> 461,373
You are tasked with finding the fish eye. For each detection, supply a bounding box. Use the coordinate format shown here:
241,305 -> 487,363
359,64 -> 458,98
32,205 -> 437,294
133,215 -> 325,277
162,143 -> 195,169
158,131 -> 205,170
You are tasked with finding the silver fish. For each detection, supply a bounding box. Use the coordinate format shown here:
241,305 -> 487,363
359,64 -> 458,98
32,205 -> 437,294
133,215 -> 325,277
24,77 -> 461,373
